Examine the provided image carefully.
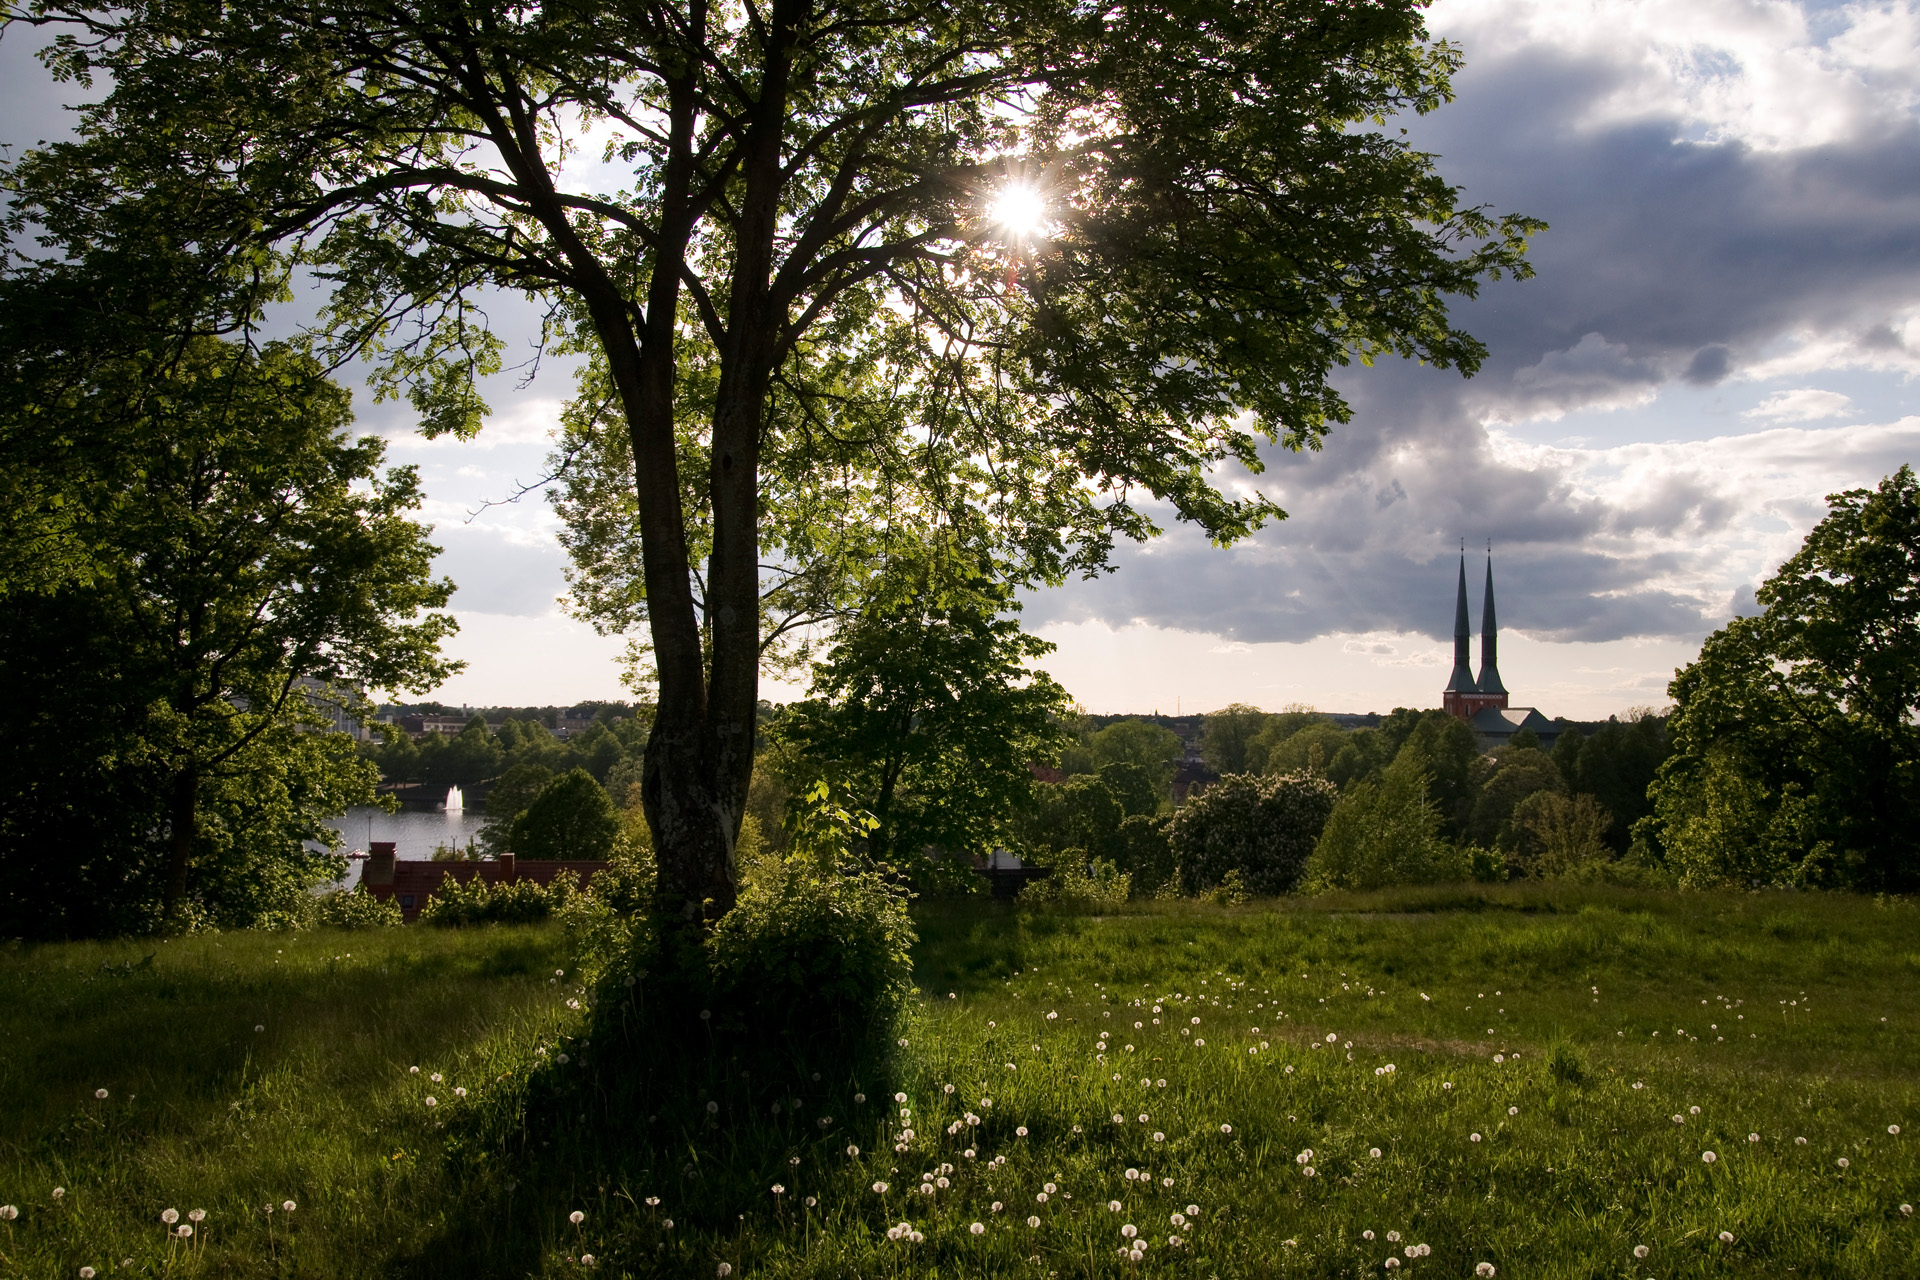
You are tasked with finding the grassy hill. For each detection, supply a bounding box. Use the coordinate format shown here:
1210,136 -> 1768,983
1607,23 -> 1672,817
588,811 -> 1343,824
3,885 -> 1915,1277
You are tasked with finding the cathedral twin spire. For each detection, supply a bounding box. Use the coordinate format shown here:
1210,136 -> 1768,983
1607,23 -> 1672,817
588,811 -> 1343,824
1442,545 -> 1507,717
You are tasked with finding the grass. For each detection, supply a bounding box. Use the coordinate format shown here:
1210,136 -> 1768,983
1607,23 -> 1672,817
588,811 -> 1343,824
2,884 -> 1916,1277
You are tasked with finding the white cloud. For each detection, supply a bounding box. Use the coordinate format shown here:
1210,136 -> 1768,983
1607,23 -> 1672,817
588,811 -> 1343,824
1743,387 -> 1854,420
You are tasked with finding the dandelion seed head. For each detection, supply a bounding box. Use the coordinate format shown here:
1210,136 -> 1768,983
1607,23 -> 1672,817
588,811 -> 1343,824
1027,1216 -> 1041,1228
161,1209 -> 179,1225
1718,1231 -> 1734,1243
1634,1245 -> 1649,1259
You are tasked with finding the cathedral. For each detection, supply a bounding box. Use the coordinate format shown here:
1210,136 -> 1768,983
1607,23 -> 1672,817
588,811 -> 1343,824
1442,549 -> 1559,750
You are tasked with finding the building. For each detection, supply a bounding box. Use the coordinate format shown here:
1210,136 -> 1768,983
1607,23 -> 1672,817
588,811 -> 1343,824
1440,549 -> 1559,752
359,843 -> 608,922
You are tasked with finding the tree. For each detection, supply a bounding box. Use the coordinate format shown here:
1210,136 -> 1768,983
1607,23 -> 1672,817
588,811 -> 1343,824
1090,719 -> 1183,800
1097,761 -> 1160,819
1645,469 -> 1920,890
0,339 -> 457,933
7,0 -> 1536,933
1200,704 -> 1269,776
779,559 -> 1072,864
1301,750 -> 1461,892
510,768 -> 622,860
481,762 -> 556,851
1394,711 -> 1481,840
1570,712 -> 1668,854
1511,791 -> 1610,878
1168,772 -> 1336,897
1468,747 -> 1564,851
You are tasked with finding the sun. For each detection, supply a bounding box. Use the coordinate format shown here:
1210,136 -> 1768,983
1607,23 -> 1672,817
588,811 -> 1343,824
988,183 -> 1047,239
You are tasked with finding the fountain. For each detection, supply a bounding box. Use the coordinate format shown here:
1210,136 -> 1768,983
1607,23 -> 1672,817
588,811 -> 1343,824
444,784 -> 464,813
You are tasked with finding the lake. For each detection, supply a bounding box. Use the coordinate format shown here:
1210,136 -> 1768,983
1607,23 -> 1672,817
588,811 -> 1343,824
318,805 -> 490,890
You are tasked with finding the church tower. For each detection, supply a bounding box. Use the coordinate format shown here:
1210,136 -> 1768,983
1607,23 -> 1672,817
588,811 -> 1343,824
1472,549 -> 1510,713
1441,549 -> 1479,718
1442,546 -> 1511,721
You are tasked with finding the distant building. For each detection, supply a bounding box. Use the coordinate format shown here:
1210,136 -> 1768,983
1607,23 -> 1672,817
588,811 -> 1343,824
1440,549 -> 1559,752
358,844 -> 608,922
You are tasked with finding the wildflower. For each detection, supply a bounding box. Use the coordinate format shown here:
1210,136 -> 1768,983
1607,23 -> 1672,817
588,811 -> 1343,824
847,1144 -> 860,1157
1171,1213 -> 1187,1227
1672,1115 -> 1685,1124
770,1185 -> 784,1196
895,1093 -> 908,1104
963,1148 -> 975,1158
699,1010 -> 711,1021
1153,1131 -> 1165,1142
425,1097 -> 438,1108
1296,1150 -> 1313,1164
1718,1231 -> 1734,1243
944,1084 -> 955,1094
1901,1204 -> 1913,1216
569,1210 -> 585,1224
645,1197 -> 660,1206
1442,1082 -> 1453,1090
431,1073 -> 443,1083
1027,1216 -> 1041,1228
1168,1235 -> 1184,1248
188,1210 -> 204,1223
1016,1126 -> 1028,1137
971,1222 -> 985,1235
717,1265 -> 732,1277
1634,1246 -> 1649,1259
854,1093 -> 866,1104
581,1256 -> 595,1267
455,1087 -> 468,1098
1194,1038 -> 1204,1046
1796,1136 -> 1807,1145
1387,1231 -> 1401,1242
1369,1147 -> 1382,1158
1838,1157 -> 1850,1168
1326,1033 -> 1337,1043
1492,1054 -> 1504,1064
1162,1177 -> 1174,1188
1362,1230 -> 1374,1240
409,1066 -> 420,1075
1690,1105 -> 1701,1115
1108,1200 -> 1122,1212
1508,1106 -> 1518,1116
1220,1124 -> 1232,1135
1471,1133 -> 1482,1143
706,1101 -> 719,1115
1385,1259 -> 1400,1270
936,1177 -> 950,1189
1891,1125 -> 1902,1136
161,1209 -> 180,1225
804,1197 -> 816,1208
872,1182 -> 889,1194
1749,1133 -> 1760,1142
52,1188 -> 64,1200
1302,1166 -> 1315,1177
94,1089 -> 108,1099
1121,1224 -> 1138,1239
0,1206 -> 15,1220
1476,1264 -> 1497,1277
992,1202 -> 1002,1213
82,1270 -> 97,1279
174,1225 -> 192,1239
1045,1183 -> 1057,1193
1703,1151 -> 1718,1164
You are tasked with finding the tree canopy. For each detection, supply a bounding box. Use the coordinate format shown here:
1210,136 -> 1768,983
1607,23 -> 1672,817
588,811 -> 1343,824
0,338 -> 457,934
4,0 -> 1537,932
1646,467 -> 1920,891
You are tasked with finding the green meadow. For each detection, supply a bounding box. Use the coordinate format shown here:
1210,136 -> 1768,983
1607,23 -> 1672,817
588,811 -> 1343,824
3,885 -> 1916,1278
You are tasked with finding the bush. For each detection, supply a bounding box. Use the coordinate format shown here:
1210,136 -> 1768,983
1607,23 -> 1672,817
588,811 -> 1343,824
1169,771 -> 1336,896
1112,814 -> 1175,894
313,886 -> 403,928
416,870 -> 583,927
704,852 -> 915,1057
1512,791 -> 1613,877
1301,752 -> 1467,892
1026,852 -> 1132,910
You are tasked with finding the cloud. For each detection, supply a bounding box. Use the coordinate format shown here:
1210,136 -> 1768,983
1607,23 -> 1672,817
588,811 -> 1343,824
429,523 -> 570,617
1743,387 -> 1854,421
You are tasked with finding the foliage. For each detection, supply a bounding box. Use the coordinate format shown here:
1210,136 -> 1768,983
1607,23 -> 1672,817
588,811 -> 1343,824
1199,704 -> 1269,775
312,886 -> 405,929
1097,761 -> 1162,820
507,769 -> 621,861
1647,468 -> 1920,891
1025,854 -> 1132,911
1088,719 -> 1184,800
417,871 -> 585,928
0,339 -> 455,936
1555,712 -> 1669,854
1258,719 -> 1350,779
702,851 -> 916,1059
479,763 -> 555,852
1168,771 -> 1337,896
1511,791 -> 1614,878
1112,814 -> 1176,895
1468,747 -> 1566,851
778,560 -> 1071,865
1243,708 -> 1334,774
1302,751 -> 1467,892
3,0 -> 1541,928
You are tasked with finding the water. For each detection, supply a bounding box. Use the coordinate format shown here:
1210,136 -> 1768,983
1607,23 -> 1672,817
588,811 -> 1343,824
318,806 -> 489,890
445,784 -> 464,813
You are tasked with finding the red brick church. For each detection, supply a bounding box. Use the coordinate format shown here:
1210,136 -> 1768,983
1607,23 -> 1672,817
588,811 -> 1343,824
1441,548 -> 1558,750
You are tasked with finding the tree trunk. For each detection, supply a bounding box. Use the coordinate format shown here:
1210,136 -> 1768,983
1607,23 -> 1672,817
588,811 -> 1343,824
161,763 -> 198,922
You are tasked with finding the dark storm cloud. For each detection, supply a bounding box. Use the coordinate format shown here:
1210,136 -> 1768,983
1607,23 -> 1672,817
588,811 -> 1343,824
1029,34 -> 1920,646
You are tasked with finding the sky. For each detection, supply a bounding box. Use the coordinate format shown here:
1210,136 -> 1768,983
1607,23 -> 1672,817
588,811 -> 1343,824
6,0 -> 1919,718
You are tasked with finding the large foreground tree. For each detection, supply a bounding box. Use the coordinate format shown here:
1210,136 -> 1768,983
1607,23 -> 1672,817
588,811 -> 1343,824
4,0 -> 1538,934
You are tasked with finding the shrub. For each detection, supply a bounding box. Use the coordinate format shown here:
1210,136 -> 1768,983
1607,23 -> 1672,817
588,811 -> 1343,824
1027,852 -> 1132,910
1169,771 -> 1336,896
1112,813 -> 1175,894
416,870 -> 583,927
1301,752 -> 1467,892
313,886 -> 403,928
704,852 -> 915,1056
1512,791 -> 1613,877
